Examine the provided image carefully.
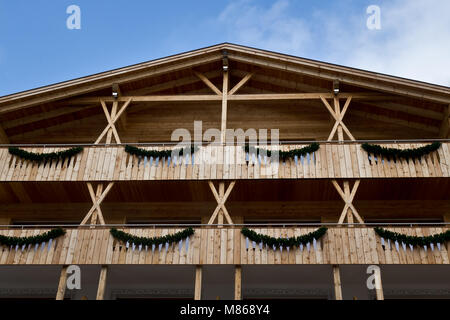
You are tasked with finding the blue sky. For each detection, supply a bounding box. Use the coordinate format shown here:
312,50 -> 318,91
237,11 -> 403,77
0,0 -> 449,96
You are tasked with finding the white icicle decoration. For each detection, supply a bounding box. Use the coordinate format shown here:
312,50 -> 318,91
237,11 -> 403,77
178,240 -> 183,252
138,244 -> 142,252
300,243 -> 304,252
15,244 -> 18,251
185,238 -> 189,252
387,239 -> 391,250
424,245 -> 427,252
280,245 -> 283,253
165,242 -> 169,252
21,244 -> 26,252
245,237 -> 249,250
252,241 -> 256,249
259,242 -> 263,250
41,242 -> 46,251
437,243 -> 441,251
395,240 -> 399,252
381,237 -> 385,247
409,244 -> 413,252
272,244 -> 276,251
132,243 -> 135,251
126,241 -> 129,249
306,242 -> 310,252
48,239 -> 53,251
402,242 -> 406,252
313,238 -> 317,251
152,244 -> 155,254
430,243 -> 434,251
34,243 -> 38,252
287,246 -> 290,253
158,243 -> 162,252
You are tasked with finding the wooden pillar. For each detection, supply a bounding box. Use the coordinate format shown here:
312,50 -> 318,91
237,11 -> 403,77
96,266 -> 108,300
218,182 -> 224,226
333,265 -> 343,300
56,266 -> 68,300
221,71 -> 229,144
234,265 -> 242,300
194,266 -> 202,300
374,267 -> 384,300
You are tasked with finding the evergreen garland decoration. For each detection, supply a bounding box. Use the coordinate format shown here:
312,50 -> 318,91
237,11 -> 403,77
0,228 -> 66,247
374,227 -> 450,247
8,147 -> 83,163
241,227 -> 327,248
243,143 -> 320,161
361,142 -> 441,160
125,145 -> 199,159
110,227 -> 195,246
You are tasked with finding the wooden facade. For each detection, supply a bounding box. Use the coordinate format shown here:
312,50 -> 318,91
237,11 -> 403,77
0,43 -> 449,300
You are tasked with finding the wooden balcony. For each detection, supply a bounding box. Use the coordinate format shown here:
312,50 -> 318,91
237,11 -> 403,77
1,226 -> 448,266
1,142 -> 449,181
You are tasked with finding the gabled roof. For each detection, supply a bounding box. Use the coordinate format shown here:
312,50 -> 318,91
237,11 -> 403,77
1,42 -> 449,111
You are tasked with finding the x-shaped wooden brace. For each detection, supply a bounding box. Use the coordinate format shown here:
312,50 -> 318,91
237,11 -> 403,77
81,182 -> 114,226
320,96 -> 354,141
331,180 -> 364,224
194,71 -> 253,96
208,181 -> 235,225
95,98 -> 132,144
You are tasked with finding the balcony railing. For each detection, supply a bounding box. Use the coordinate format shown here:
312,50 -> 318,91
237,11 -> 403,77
0,141 -> 449,181
0,225 -> 448,265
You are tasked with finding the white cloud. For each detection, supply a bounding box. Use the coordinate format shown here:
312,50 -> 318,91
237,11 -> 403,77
218,0 -> 312,57
217,0 -> 450,86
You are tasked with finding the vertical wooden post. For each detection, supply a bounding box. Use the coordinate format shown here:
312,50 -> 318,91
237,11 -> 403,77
218,182 -> 225,226
334,97 -> 344,142
221,71 -> 229,144
333,265 -> 343,300
56,266 -> 68,300
96,266 -> 108,300
234,265 -> 242,300
374,267 -> 384,300
194,266 -> 202,300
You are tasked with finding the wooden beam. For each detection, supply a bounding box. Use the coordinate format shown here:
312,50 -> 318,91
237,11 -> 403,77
96,266 -> 108,300
0,124 -> 9,144
194,266 -> 202,300
65,92 -> 391,104
439,105 -> 450,138
333,265 -> 343,300
229,73 -> 253,95
0,52 -> 222,114
234,265 -> 242,300
374,266 -> 384,300
81,182 -> 114,225
194,71 -> 222,95
227,51 -> 450,104
56,266 -> 68,300
221,71 -> 229,143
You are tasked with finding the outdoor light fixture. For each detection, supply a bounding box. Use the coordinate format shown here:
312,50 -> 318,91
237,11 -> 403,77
333,80 -> 340,95
112,83 -> 120,99
222,50 -> 229,72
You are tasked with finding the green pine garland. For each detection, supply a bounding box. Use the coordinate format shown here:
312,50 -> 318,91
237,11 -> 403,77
125,145 -> 199,159
110,227 -> 195,246
0,228 -> 66,247
241,227 -> 327,249
8,147 -> 83,163
374,227 -> 450,247
361,142 -> 441,160
244,143 -> 320,161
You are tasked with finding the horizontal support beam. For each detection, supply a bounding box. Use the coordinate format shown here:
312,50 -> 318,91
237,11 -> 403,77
66,93 -> 392,104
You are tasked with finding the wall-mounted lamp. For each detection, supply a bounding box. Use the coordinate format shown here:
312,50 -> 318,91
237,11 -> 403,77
333,80 -> 340,95
222,50 -> 229,72
112,83 -> 120,99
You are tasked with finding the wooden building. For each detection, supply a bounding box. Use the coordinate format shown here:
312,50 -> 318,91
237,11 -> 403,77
0,43 -> 449,300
